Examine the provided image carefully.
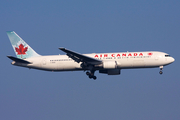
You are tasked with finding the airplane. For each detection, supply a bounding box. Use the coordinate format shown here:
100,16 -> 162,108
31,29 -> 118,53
7,31 -> 175,80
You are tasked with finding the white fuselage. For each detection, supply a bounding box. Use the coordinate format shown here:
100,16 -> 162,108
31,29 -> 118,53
12,51 -> 175,72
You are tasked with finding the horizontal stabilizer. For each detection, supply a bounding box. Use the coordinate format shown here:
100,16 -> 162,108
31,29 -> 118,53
7,56 -> 32,64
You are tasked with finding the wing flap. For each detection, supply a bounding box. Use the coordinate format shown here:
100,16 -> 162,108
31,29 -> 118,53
59,48 -> 102,65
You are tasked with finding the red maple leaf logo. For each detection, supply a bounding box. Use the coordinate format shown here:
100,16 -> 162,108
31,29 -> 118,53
15,44 -> 28,58
148,53 -> 153,55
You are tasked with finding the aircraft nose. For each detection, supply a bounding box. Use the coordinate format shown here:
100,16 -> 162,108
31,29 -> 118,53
170,57 -> 175,63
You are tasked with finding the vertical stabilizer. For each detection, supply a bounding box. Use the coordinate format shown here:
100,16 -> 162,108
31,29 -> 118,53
7,31 -> 40,59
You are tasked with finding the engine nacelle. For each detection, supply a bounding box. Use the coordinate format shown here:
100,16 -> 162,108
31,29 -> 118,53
99,69 -> 121,75
103,61 -> 117,69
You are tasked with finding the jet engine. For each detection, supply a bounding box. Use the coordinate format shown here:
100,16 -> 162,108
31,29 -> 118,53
103,61 -> 118,69
99,69 -> 120,75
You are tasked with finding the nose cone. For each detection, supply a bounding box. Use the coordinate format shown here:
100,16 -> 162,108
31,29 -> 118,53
170,57 -> 175,63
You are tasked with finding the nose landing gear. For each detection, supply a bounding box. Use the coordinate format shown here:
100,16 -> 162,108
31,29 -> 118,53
159,71 -> 163,74
159,66 -> 163,74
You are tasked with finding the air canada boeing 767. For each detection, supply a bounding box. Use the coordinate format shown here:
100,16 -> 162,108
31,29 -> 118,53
7,31 -> 175,80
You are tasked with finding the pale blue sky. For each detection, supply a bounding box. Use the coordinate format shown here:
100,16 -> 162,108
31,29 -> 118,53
1,0 -> 180,120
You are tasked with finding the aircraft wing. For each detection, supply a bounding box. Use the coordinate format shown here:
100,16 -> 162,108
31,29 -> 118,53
59,48 -> 102,65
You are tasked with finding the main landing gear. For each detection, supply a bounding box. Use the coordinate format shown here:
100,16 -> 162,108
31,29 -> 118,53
86,70 -> 97,80
159,66 -> 163,74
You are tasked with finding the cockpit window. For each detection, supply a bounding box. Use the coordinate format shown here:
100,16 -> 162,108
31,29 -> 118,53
165,55 -> 170,57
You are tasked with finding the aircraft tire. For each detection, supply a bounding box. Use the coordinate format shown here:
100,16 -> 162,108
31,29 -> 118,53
86,72 -> 90,75
93,76 -> 97,80
89,75 -> 93,79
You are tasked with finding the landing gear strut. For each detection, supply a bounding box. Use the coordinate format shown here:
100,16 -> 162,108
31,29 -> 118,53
86,70 -> 97,80
159,66 -> 163,74
81,63 -> 97,80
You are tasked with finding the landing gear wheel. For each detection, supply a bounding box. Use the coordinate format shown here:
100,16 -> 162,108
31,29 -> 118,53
89,75 -> 93,79
86,69 -> 97,80
86,72 -> 90,75
93,76 -> 97,80
88,75 -> 97,80
159,66 -> 163,75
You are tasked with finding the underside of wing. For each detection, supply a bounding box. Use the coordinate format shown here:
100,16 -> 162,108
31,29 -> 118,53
59,48 -> 102,65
